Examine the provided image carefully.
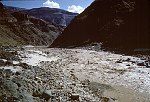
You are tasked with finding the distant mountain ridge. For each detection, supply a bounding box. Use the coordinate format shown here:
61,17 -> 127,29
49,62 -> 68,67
50,0 -> 150,53
22,7 -> 78,27
4,5 -> 78,27
4,5 -> 26,12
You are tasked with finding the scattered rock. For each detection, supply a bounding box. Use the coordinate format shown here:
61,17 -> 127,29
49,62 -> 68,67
42,90 -> 53,101
17,63 -> 30,69
100,97 -> 110,102
70,93 -> 79,100
137,62 -> 145,66
0,96 -> 18,102
116,60 -> 122,63
4,60 -> 13,66
15,72 -> 20,76
32,90 -> 42,98
0,60 -> 5,66
4,69 -> 12,77
125,58 -> 131,61
145,60 -> 150,68
0,50 -> 19,61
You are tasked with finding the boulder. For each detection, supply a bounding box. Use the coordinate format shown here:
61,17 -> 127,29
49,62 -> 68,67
42,90 -> 53,101
17,63 -> 30,69
137,61 -> 145,66
4,60 -> 13,66
70,93 -> 79,100
0,60 -> 5,66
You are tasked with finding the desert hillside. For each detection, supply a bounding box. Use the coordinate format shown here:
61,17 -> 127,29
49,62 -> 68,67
50,0 -> 150,53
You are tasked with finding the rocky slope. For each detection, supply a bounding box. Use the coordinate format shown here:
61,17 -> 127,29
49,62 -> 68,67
22,7 -> 78,27
50,0 -> 150,53
0,2 -> 61,46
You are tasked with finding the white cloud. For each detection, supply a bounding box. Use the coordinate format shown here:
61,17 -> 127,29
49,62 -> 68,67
43,0 -> 60,8
67,5 -> 84,13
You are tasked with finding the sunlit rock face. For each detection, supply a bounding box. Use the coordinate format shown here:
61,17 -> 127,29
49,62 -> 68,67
50,0 -> 150,53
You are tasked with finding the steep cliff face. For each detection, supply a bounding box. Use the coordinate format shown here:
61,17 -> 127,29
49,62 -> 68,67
50,0 -> 150,52
0,2 -> 61,46
22,7 -> 78,27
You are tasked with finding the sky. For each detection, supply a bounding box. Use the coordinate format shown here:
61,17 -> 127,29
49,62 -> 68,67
2,0 -> 94,13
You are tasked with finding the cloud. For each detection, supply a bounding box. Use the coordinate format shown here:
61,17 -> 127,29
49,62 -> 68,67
43,0 -> 60,8
67,5 -> 84,13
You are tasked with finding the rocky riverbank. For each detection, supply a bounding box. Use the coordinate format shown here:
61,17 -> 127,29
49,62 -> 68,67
0,46 -> 150,102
